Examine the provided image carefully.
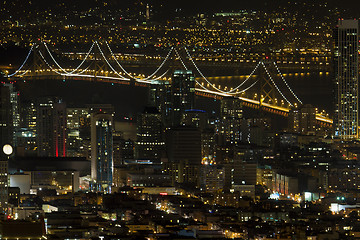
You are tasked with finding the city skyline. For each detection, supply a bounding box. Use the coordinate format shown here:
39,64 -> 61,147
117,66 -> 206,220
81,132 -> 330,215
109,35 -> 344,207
1,1 -> 360,239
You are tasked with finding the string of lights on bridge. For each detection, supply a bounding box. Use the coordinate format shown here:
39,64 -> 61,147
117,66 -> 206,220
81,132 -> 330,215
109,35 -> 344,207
2,40 -> 334,124
9,42 -> 295,96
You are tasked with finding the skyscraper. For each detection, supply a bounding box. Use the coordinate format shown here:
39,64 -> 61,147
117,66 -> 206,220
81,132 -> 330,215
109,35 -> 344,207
0,84 -> 12,149
148,81 -> 172,126
36,98 -> 67,157
164,127 -> 201,186
171,70 -> 195,126
334,19 -> 359,139
181,110 -> 216,164
67,107 -> 90,158
90,106 -> 114,193
5,83 -> 20,146
218,97 -> 243,145
135,106 -> 165,163
53,102 -> 67,157
181,109 -> 208,131
0,160 -> 8,215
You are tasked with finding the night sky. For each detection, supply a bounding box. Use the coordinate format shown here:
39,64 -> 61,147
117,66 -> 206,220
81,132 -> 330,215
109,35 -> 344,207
2,0 -> 360,17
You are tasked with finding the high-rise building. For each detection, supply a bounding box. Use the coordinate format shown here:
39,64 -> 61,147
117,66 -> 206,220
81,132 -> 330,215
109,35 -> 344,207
218,97 -> 243,145
53,102 -> 67,157
148,81 -> 172,126
334,19 -> 359,139
171,70 -> 195,126
5,84 -> 20,146
223,147 -> 257,189
135,107 -> 165,163
288,104 -> 316,135
121,139 -> 135,162
36,98 -> 53,157
21,101 -> 37,134
90,106 -> 114,193
0,160 -> 8,215
15,101 -> 37,156
67,108 -> 90,157
164,127 -> 201,186
242,118 -> 273,147
181,109 -> 208,131
200,165 -> 225,192
0,84 -> 13,149
181,109 -> 216,164
166,127 -> 201,165
36,98 -> 67,157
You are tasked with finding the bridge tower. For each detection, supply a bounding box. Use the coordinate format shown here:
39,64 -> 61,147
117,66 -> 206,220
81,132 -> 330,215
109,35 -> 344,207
31,44 -> 48,79
172,46 -> 189,73
92,42 -> 109,80
259,60 -> 277,107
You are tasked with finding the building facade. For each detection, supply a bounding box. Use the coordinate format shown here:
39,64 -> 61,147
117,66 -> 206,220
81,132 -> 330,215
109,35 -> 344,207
67,107 -> 90,158
0,84 -> 12,149
171,70 -> 195,126
135,107 -> 165,163
91,106 -> 114,193
219,97 -> 243,145
334,19 -> 359,139
0,161 -> 8,215
36,98 -> 67,157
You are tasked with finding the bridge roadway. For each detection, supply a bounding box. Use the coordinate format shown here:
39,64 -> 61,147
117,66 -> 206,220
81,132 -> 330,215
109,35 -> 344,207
62,53 -> 331,72
195,88 -> 332,127
10,70 -> 333,127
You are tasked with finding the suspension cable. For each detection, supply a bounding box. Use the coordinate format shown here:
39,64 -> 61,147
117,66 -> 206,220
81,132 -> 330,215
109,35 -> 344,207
171,49 -> 213,91
154,69 -> 169,80
40,46 -> 129,81
95,41 -> 130,80
5,44 -> 35,77
261,61 -> 292,106
44,42 -> 95,75
67,42 -> 96,74
174,48 -> 188,70
273,61 -> 303,104
105,41 -> 173,81
184,47 -> 258,94
38,50 -> 67,75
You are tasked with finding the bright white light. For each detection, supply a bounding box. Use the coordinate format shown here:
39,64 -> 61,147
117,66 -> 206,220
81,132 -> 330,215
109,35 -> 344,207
3,144 -> 13,155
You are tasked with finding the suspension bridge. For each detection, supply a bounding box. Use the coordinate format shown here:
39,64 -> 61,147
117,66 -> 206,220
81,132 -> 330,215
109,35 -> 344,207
2,41 -> 332,127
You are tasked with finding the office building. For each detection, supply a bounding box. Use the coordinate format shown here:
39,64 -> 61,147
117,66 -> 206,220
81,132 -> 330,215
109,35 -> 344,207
171,70 -> 195,126
201,128 -> 217,164
22,102 -> 37,133
0,84 -> 12,150
135,106 -> 165,163
0,160 -> 8,215
200,165 -> 225,192
67,107 -> 90,157
91,106 -> 114,193
6,84 -> 20,146
164,127 -> 201,186
219,97 -> 243,145
36,97 -> 67,157
148,81 -> 172,126
181,109 -> 216,164
53,101 -> 67,157
243,118 -> 273,147
334,19 -> 359,139
289,104 -> 316,135
181,109 -> 208,130
36,98 -> 54,157
16,101 -> 37,156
